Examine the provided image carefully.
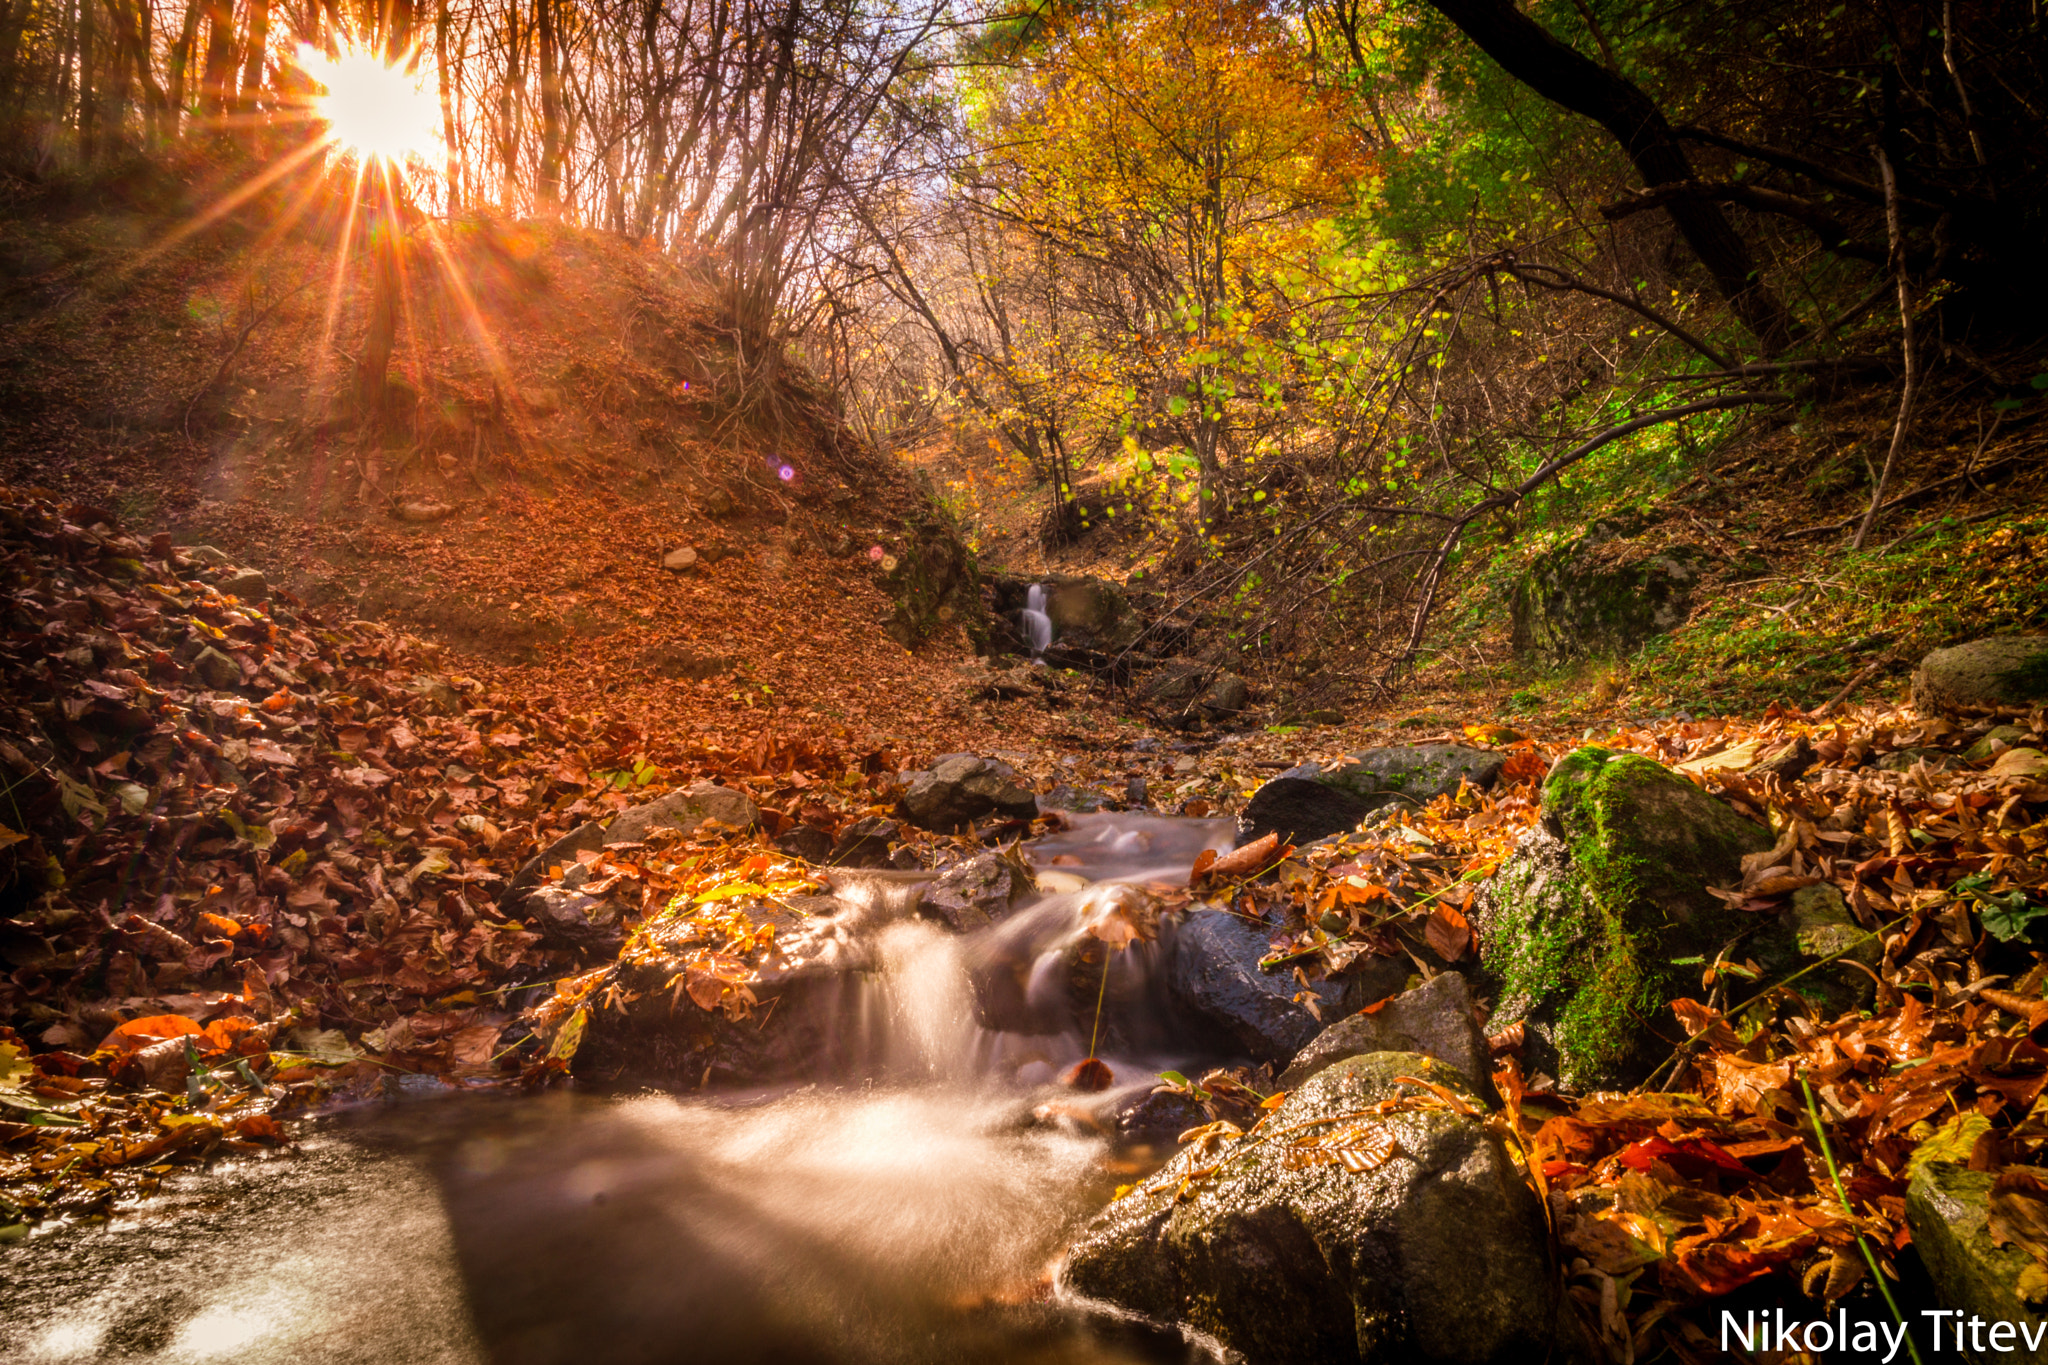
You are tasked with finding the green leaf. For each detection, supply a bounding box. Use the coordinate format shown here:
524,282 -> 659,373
1909,1111 -> 1992,1175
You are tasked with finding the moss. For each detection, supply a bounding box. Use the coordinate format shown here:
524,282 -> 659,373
1486,747 -> 1768,1085
1996,647 -> 2048,702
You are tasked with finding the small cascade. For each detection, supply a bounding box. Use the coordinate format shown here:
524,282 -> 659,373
1019,582 -> 1053,656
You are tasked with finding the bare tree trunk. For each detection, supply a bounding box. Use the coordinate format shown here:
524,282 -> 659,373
199,0 -> 235,116
498,0 -> 522,210
535,0 -> 561,210
165,0 -> 201,139
359,180 -> 404,420
240,0 -> 268,112
76,0 -> 97,160
437,0 -> 459,205
1425,0 -> 1800,356
1852,150 -> 1919,551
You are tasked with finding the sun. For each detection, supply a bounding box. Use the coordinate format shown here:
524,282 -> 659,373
300,44 -> 441,165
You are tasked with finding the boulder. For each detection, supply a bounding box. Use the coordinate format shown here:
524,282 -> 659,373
898,754 -> 1037,831
1511,526 -> 1714,663
183,544 -> 232,568
192,645 -> 242,690
1915,637 -> 2048,716
773,824 -> 835,864
506,781 -> 759,898
1039,784 -> 1117,814
1202,673 -> 1250,715
1279,972 -> 1494,1104
1169,909 -> 1407,1064
917,851 -> 1034,933
1302,745 -> 1506,810
1237,777 -> 1376,847
1907,1162 -> 2048,1361
1044,576 -> 1140,651
1141,662 -> 1205,703
1061,1053 -> 1564,1364
1472,747 -> 1771,1090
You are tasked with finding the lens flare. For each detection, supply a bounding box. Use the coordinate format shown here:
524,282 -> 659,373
301,45 -> 441,164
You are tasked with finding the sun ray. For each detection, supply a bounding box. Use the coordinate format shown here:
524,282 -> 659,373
315,158 -> 374,404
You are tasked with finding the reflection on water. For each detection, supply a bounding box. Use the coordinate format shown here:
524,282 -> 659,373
0,812 -> 1244,1364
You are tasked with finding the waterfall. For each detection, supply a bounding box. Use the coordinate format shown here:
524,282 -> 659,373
1020,583 -> 1053,656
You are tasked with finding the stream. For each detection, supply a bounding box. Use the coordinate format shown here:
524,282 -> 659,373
1,814 -> 1245,1365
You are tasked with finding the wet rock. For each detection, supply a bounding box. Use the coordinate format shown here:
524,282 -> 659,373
192,645 -> 242,690
1752,884 -> 1879,1017
899,754 -> 1037,832
1061,1053 -> 1564,1364
1907,1162 -> 2048,1359
1511,523 -> 1715,663
774,824 -> 835,863
1040,784 -> 1117,814
1916,636 -> 2048,716
1168,909 -> 1406,1064
829,816 -> 901,868
1113,1088 -> 1211,1151
917,851 -> 1033,933
1302,745 -> 1506,809
1279,972 -> 1494,1103
1473,747 -> 1771,1090
506,781 -> 759,898
1237,777 -> 1376,847
219,568 -> 268,600
522,887 -> 628,954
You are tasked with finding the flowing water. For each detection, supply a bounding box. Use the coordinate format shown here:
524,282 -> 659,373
1021,583 -> 1054,656
0,814 -> 1243,1365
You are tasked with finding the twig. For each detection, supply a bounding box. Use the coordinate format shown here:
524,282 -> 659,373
183,276 -> 318,439
1851,150 -> 1919,551
1782,453 -> 2025,538
1813,656 -> 1897,716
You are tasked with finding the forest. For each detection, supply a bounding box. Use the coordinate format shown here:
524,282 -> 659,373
0,1 -> 2046,1362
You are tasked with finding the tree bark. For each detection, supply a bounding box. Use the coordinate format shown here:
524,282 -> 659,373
536,0 -> 562,211
239,0 -> 268,112
1424,0 -> 1799,356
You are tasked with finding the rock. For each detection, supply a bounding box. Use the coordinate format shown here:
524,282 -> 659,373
1061,1053 -> 1564,1364
219,568 -> 268,600
1907,1162 -> 2048,1360
1141,662 -> 1205,703
1752,735 -> 1819,782
1113,1088 -> 1211,1151
1201,673 -> 1250,715
519,385 -> 563,416
1237,777 -> 1376,847
392,499 -> 457,523
183,544 -> 231,568
1878,746 -> 1953,772
1306,745 -> 1506,809
1169,909 -> 1407,1064
192,645 -> 242,690
1752,884 -> 1879,1016
506,781 -> 760,898
1472,746 -> 1771,1090
774,824 -> 835,863
1511,524 -> 1715,663
1039,784 -> 1117,814
829,816 -> 901,868
520,887 -> 628,954
917,851 -> 1033,933
1916,637 -> 2048,716
662,546 -> 699,573
1279,972 -> 1494,1103
898,754 -> 1037,832
1042,576 -> 1139,650
1966,724 -> 2036,762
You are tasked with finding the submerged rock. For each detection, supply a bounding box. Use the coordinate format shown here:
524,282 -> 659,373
1168,909 -> 1406,1064
1472,746 -> 1770,1090
1907,1162 -> 2048,1360
1914,636 -> 2048,716
1060,1053 -> 1564,1364
899,754 -> 1038,831
1280,972 -> 1494,1103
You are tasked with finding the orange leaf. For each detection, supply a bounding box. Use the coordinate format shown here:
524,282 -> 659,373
1189,848 -> 1217,882
1424,903 -> 1471,961
1203,833 -> 1281,883
99,1014 -> 203,1057
1061,1057 -> 1114,1092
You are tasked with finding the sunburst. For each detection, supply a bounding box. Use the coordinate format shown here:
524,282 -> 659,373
299,44 -> 442,165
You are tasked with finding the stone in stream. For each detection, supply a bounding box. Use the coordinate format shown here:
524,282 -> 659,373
504,780 -> 759,900
828,815 -> 902,868
1112,1088 -> 1211,1151
916,850 -> 1034,933
898,753 -> 1038,831
521,886 -> 629,954
773,823 -> 835,864
1060,1053 -> 1565,1364
1279,972 -> 1495,1104
1236,776 -> 1376,847
1915,636 -> 2048,716
1472,746 -> 1771,1090
1168,908 -> 1408,1065
1239,744 -> 1504,846
1907,1162 -> 2048,1362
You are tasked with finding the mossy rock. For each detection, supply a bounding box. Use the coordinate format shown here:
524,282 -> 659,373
1915,637 -> 2048,717
1907,1163 -> 2048,1362
1473,747 -> 1771,1089
1750,884 -> 1879,1018
1510,526 -> 1715,665
877,508 -> 984,648
1059,1053 -> 1565,1364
